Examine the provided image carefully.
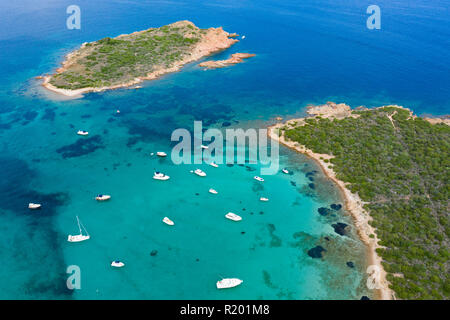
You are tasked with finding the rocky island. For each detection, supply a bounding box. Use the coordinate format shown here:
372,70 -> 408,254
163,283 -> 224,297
42,20 -> 239,97
270,102 -> 450,300
198,52 -> 255,69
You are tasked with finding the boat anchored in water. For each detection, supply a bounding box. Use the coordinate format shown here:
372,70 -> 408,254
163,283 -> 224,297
282,168 -> 289,174
216,278 -> 243,289
260,197 -> 269,202
111,260 -> 125,268
209,188 -> 218,194
68,216 -> 90,242
201,145 -> 208,149
77,130 -> 89,136
95,194 -> 111,201
192,169 -> 206,177
163,217 -> 174,225
254,176 -> 264,182
153,171 -> 170,180
28,203 -> 41,210
225,212 -> 242,221
209,162 -> 219,168
156,151 -> 167,157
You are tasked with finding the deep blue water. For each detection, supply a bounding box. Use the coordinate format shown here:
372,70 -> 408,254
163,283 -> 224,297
0,0 -> 448,299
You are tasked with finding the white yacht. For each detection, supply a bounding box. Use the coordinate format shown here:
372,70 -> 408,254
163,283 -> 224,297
153,171 -> 170,180
209,188 -> 218,194
68,216 -> 90,242
241,35 -> 246,39
282,168 -> 289,174
225,212 -> 242,221
28,203 -> 41,210
95,194 -> 111,201
111,260 -> 125,268
163,217 -> 174,225
209,162 -> 219,168
260,197 -> 269,202
156,151 -> 167,157
216,278 -> 243,289
77,130 -> 89,136
201,145 -> 209,149
254,176 -> 264,182
193,169 -> 206,177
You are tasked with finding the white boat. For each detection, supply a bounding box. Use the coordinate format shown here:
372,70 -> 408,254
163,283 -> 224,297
28,203 -> 41,210
241,35 -> 246,39
77,130 -> 89,136
116,110 -> 120,114
209,188 -> 218,194
95,194 -> 111,201
216,278 -> 243,289
201,145 -> 209,149
209,162 -> 219,168
260,197 -> 269,202
68,216 -> 90,242
111,260 -> 125,268
156,151 -> 167,157
254,176 -> 264,182
282,168 -> 289,174
193,169 -> 206,177
153,171 -> 170,180
163,217 -> 174,225
225,212 -> 242,221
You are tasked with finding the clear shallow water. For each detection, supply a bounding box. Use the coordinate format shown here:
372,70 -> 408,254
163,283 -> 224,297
0,0 -> 448,299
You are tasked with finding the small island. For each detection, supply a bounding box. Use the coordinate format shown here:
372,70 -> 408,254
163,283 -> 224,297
42,20 -> 239,96
270,102 -> 450,300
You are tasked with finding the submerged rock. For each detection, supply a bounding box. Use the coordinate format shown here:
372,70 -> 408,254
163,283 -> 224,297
308,183 -> 315,189
332,222 -> 350,236
346,261 -> 355,268
150,250 -> 158,256
331,203 -> 342,211
318,207 -> 332,216
307,246 -> 326,258
360,296 -> 370,300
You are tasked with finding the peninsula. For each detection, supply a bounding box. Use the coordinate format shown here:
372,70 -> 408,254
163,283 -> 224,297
42,21 -> 239,96
198,52 -> 255,69
269,102 -> 450,300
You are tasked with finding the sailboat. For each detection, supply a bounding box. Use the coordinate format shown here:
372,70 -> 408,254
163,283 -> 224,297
68,216 -> 90,242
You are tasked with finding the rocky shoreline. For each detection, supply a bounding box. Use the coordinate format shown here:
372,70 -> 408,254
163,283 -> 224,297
41,21 -> 240,98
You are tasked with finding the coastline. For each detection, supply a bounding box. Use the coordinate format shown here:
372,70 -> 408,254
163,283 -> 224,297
268,103 -> 395,300
41,21 -> 239,97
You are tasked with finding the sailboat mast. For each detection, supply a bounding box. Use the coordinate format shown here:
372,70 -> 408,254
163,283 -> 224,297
76,216 -> 82,234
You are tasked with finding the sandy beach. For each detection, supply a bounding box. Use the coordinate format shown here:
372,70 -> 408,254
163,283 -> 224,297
268,102 -> 395,300
41,21 -> 239,97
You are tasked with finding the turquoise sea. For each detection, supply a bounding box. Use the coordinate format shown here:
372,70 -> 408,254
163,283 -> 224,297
0,0 -> 449,299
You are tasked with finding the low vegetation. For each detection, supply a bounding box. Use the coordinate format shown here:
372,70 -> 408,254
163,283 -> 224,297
283,107 -> 449,299
50,22 -> 205,89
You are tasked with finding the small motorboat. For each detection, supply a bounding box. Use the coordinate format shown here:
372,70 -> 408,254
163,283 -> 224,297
163,217 -> 174,225
201,145 -> 209,149
241,35 -> 246,39
225,212 -> 242,221
77,130 -> 89,136
156,151 -> 167,157
254,176 -> 264,182
153,171 -> 170,180
209,162 -> 219,168
282,168 -> 289,174
28,203 -> 41,210
95,194 -> 111,201
193,169 -> 206,177
116,110 -> 121,114
216,278 -> 243,289
260,197 -> 269,202
209,188 -> 218,194
111,260 -> 125,268
68,216 -> 90,242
